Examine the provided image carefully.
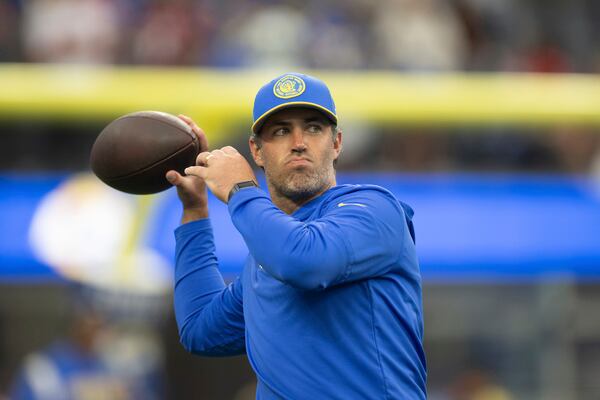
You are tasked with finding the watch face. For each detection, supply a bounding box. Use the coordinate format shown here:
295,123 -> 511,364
229,181 -> 258,202
237,181 -> 257,189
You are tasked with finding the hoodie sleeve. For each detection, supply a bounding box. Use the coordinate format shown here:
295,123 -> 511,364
228,186 -> 412,291
173,218 -> 246,356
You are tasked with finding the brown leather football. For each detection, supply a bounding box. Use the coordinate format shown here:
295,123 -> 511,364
90,111 -> 200,194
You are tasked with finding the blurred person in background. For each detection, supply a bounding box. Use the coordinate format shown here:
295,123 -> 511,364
371,0 -> 467,70
304,2 -> 366,69
9,304 -> 126,399
166,73 -> 427,399
130,0 -> 201,65
446,370 -> 513,400
0,0 -> 21,62
210,2 -> 309,68
22,0 -> 120,64
9,285 -> 165,400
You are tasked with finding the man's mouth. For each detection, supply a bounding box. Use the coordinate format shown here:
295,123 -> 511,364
287,157 -> 311,167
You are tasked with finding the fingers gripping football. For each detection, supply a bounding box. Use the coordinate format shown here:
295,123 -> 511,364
178,114 -> 208,153
185,146 -> 257,203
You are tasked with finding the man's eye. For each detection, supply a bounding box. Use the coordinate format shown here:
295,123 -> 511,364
306,125 -> 322,134
273,128 -> 288,136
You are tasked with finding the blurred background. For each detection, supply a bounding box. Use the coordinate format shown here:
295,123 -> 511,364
1,0 -> 600,399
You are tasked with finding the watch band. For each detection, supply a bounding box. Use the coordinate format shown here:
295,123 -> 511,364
228,180 -> 258,202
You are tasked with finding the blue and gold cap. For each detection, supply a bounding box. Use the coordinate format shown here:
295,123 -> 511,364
252,73 -> 337,134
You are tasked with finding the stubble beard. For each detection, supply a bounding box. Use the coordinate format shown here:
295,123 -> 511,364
266,160 -> 334,203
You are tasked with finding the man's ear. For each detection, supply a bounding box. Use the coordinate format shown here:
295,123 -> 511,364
333,129 -> 343,161
249,136 -> 264,167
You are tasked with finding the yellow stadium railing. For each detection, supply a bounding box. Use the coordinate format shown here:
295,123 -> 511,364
1,64 -> 599,142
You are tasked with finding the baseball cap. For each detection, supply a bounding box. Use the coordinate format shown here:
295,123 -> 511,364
252,73 -> 337,134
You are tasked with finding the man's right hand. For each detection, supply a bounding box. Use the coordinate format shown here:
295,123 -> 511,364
166,115 -> 209,224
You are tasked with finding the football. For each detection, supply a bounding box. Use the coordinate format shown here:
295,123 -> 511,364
90,111 -> 200,194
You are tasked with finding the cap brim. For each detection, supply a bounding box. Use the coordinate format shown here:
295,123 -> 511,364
252,101 -> 338,134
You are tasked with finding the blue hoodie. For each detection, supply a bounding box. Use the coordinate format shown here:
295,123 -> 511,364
174,184 -> 426,399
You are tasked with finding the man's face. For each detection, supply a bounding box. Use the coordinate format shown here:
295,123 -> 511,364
250,108 -> 342,203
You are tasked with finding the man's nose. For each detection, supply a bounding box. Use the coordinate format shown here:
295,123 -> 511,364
291,128 -> 307,151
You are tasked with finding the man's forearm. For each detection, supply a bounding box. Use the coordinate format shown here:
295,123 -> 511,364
181,206 -> 209,224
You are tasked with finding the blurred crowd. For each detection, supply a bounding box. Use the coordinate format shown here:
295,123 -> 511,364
1,0 -> 599,177
0,0 -> 599,73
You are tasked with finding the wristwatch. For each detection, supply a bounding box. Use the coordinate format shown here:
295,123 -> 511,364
228,180 -> 258,202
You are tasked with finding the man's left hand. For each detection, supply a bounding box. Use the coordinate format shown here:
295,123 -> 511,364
185,146 -> 257,203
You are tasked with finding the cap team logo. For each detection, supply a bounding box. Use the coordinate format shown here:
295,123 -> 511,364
273,75 -> 306,99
